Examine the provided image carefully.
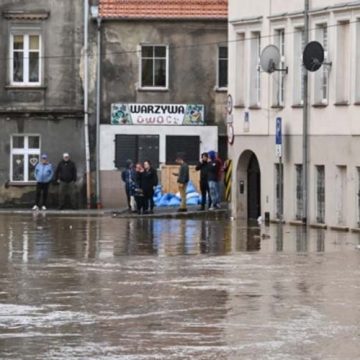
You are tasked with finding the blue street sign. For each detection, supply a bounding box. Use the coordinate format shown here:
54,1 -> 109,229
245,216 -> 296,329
276,117 -> 282,145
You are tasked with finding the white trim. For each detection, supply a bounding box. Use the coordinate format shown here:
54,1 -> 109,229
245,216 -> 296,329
217,45 -> 228,89
9,32 -> 42,86
139,44 -> 169,90
10,134 -> 41,182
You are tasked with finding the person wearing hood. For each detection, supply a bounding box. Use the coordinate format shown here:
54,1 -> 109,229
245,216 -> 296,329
207,150 -> 220,210
55,153 -> 77,209
32,154 -> 54,211
195,152 -> 211,210
121,159 -> 136,212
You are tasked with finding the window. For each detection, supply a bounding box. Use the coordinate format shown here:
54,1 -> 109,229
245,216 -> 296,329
315,24 -> 329,104
295,164 -> 303,220
249,32 -> 261,107
274,29 -> 285,106
336,21 -> 350,104
140,45 -> 168,89
217,46 -> 228,89
293,27 -> 305,105
235,32 -> 245,105
115,135 -> 160,169
10,135 -> 40,182
275,163 -> 284,219
10,33 -> 41,85
355,20 -> 360,102
315,165 -> 325,223
335,166 -> 346,225
166,136 -> 200,165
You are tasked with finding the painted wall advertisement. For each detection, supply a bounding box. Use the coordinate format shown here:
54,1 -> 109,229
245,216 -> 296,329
111,103 -> 205,126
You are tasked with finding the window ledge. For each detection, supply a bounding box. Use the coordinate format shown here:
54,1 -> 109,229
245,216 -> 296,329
8,181 -> 36,187
5,85 -> 46,91
354,102 -> 360,106
329,225 -> 349,232
310,223 -> 327,229
234,104 -> 245,109
137,87 -> 168,92
271,105 -> 284,109
248,105 -> 261,110
312,103 -> 328,108
214,87 -> 228,93
334,101 -> 349,106
292,104 -> 303,109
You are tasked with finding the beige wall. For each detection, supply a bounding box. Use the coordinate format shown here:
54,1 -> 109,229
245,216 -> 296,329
229,0 -> 360,228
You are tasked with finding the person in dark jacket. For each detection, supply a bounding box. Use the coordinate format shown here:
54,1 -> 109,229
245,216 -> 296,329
121,159 -> 136,212
55,153 -> 77,209
173,153 -> 189,212
134,162 -> 145,214
142,160 -> 158,214
207,150 -> 220,210
195,152 -> 211,210
32,154 -> 54,211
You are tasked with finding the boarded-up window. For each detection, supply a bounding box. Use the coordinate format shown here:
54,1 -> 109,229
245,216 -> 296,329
115,135 -> 159,169
166,136 -> 200,165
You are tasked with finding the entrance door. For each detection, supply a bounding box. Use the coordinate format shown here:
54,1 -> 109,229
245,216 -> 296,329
247,154 -> 261,220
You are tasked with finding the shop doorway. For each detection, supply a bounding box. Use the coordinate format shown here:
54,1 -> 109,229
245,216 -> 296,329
236,150 -> 261,220
247,154 -> 261,220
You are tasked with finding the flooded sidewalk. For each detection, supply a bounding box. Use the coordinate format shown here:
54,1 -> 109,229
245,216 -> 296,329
0,214 -> 359,359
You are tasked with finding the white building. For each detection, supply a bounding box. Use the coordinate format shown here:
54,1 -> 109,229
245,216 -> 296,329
229,0 -> 360,229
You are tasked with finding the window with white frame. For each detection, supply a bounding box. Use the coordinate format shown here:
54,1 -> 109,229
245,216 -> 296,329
249,32 -> 261,107
275,163 -> 284,218
295,164 -> 303,220
10,33 -> 41,85
274,29 -> 285,106
140,45 -> 168,88
336,21 -> 350,104
355,20 -> 360,103
11,135 -> 40,182
316,165 -> 325,223
217,45 -> 228,89
315,24 -> 329,104
293,27 -> 305,105
235,32 -> 245,106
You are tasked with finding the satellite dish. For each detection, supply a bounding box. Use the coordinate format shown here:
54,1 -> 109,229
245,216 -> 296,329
303,41 -> 324,72
260,45 -> 281,73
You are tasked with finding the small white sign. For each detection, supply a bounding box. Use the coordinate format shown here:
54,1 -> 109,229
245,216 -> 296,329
243,111 -> 250,132
276,144 -> 282,157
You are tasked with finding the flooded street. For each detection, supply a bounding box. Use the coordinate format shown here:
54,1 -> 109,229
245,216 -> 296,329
0,214 -> 359,359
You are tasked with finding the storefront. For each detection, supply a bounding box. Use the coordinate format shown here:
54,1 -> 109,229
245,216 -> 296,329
99,103 -> 218,208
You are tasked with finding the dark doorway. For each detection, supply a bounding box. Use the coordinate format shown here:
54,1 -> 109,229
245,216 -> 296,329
247,154 -> 261,220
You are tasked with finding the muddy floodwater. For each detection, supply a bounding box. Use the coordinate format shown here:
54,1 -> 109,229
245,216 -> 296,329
0,214 -> 359,360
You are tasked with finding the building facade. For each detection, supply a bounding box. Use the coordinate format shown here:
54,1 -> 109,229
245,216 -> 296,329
0,0 -> 87,207
94,0 -> 228,208
229,0 -> 360,229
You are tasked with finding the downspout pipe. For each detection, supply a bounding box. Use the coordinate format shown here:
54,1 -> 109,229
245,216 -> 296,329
302,0 -> 309,224
84,0 -> 91,209
95,16 -> 102,208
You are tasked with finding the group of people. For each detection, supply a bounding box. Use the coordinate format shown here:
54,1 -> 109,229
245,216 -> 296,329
195,150 -> 223,211
32,152 -> 77,211
122,159 -> 158,214
122,150 -> 223,214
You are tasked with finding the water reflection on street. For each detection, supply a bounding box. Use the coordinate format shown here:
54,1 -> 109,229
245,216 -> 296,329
0,214 -> 359,359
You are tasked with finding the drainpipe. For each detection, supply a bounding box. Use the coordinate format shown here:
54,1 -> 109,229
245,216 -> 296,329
84,0 -> 91,209
95,15 -> 102,208
302,0 -> 309,224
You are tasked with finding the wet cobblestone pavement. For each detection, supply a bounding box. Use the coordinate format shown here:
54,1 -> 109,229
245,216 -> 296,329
0,214 -> 359,359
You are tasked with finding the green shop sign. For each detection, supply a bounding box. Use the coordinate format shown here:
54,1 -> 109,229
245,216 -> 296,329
111,103 -> 205,126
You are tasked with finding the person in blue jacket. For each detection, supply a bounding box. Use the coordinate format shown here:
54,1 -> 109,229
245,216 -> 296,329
32,154 -> 54,211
